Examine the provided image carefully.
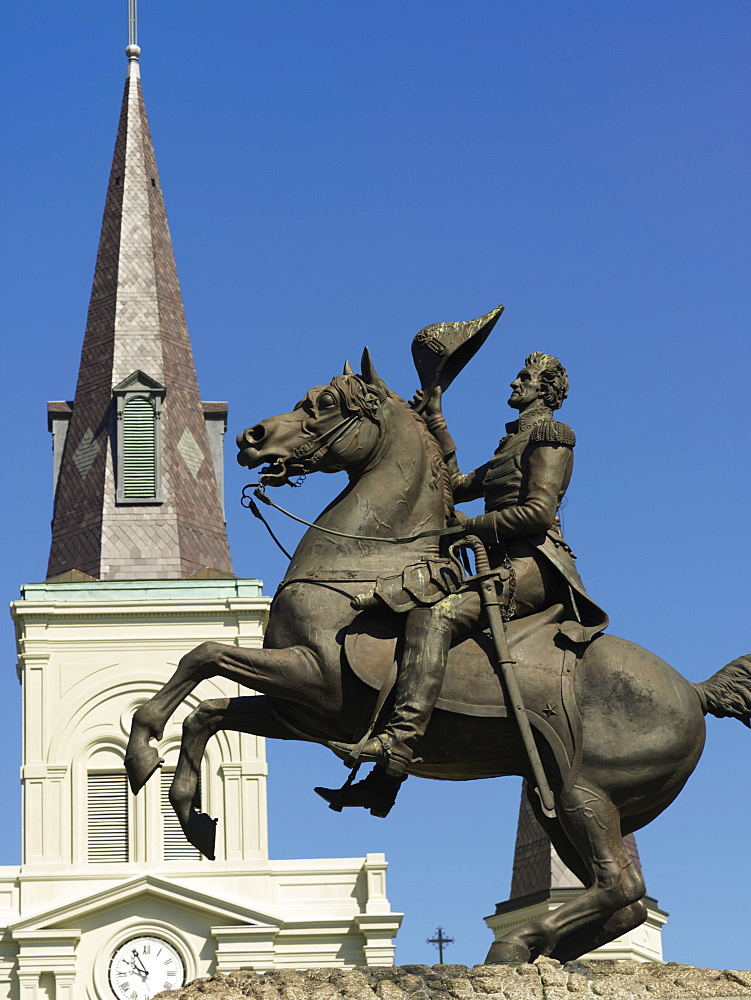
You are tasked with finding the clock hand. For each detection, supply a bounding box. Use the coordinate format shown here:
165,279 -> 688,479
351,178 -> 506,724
131,949 -> 149,976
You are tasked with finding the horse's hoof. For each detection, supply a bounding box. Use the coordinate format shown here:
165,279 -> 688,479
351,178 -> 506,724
124,747 -> 164,794
185,812 -> 218,860
485,939 -> 532,965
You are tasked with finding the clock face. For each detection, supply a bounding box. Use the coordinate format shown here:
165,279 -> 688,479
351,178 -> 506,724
109,935 -> 185,999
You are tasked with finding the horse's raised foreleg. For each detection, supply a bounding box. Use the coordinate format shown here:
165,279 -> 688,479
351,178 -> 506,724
126,641 -> 327,793
168,694 -> 297,859
487,782 -> 646,964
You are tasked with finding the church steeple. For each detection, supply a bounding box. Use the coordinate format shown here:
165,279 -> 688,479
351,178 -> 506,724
46,31 -> 233,581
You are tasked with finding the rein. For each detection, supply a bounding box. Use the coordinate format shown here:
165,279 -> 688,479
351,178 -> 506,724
242,484 -> 465,551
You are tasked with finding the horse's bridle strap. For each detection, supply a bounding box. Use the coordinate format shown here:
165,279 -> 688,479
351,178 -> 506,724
293,412 -> 360,468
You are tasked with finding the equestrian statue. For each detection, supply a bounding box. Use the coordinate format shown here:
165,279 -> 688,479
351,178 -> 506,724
125,305 -> 751,965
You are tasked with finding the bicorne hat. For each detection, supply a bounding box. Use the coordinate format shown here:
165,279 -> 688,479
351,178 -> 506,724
411,304 -> 504,410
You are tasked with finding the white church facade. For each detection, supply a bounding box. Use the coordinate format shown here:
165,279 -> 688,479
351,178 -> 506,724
3,26 -> 401,1000
6,579 -> 399,998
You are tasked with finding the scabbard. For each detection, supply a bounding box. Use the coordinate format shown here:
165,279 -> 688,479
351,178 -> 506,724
464,537 -> 557,820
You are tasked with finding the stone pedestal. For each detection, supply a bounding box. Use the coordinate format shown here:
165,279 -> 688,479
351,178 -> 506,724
150,960 -> 751,1000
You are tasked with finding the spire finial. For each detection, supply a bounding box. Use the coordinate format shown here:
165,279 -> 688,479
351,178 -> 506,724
125,0 -> 141,76
128,0 -> 138,47
126,0 -> 141,76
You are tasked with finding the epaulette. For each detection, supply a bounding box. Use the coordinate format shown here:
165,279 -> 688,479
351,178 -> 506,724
530,420 -> 576,447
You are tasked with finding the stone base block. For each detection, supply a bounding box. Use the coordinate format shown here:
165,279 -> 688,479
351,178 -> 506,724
157,959 -> 751,1000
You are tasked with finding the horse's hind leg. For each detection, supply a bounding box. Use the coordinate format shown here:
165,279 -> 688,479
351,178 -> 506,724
169,695 -> 298,859
497,782 -> 647,964
549,900 -> 648,964
126,641 -> 326,793
487,782 -> 646,964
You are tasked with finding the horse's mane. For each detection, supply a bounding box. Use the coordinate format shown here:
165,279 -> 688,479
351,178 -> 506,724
328,374 -> 455,526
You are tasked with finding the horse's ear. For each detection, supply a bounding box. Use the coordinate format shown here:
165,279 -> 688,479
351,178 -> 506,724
343,359 -> 354,375
360,347 -> 383,387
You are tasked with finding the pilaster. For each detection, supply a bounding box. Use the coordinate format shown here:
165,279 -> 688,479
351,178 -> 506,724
212,925 -> 279,973
12,931 -> 80,1000
220,761 -> 269,861
354,914 -> 403,967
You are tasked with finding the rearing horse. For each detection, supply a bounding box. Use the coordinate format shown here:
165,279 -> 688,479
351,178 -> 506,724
125,351 -> 751,965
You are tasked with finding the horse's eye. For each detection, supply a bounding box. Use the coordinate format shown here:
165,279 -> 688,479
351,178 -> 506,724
318,392 -> 337,410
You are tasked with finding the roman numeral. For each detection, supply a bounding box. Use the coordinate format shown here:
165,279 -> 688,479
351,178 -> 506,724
143,944 -> 150,954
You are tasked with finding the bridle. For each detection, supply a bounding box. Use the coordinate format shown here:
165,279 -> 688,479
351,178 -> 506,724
241,380 -> 464,556
290,407 -> 363,476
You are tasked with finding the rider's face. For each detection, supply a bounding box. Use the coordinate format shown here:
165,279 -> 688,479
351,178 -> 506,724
508,368 -> 543,411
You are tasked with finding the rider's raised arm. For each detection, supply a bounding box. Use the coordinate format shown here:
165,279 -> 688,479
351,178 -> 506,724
415,388 -> 487,503
464,429 -> 575,543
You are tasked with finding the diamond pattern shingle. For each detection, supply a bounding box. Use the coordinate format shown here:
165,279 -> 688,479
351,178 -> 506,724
47,63 -> 232,581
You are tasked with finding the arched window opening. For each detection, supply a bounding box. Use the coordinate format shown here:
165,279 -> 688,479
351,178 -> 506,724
87,771 -> 129,862
122,396 -> 156,498
114,371 -> 165,504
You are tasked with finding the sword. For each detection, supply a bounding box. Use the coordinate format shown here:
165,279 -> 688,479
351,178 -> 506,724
462,536 -> 557,820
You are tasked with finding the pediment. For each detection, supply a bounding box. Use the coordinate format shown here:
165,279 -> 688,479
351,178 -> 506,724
113,370 -> 166,395
11,873 -> 284,933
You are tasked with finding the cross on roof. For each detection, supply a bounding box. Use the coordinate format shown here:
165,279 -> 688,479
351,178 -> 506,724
426,926 -> 455,964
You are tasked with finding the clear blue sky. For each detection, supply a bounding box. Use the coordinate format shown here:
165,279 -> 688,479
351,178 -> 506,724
2,0 -> 750,970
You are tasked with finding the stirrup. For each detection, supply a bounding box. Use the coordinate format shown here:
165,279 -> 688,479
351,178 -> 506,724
328,734 -> 422,776
365,734 -> 422,777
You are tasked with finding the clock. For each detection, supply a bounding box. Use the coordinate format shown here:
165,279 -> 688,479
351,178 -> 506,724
108,935 -> 186,999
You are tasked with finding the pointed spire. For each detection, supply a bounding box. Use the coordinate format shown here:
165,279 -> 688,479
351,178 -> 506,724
46,37 -> 233,581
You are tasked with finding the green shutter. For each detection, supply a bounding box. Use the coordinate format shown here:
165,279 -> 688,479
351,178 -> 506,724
122,396 -> 156,498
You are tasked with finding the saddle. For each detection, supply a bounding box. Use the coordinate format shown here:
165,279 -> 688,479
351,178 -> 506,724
344,603 -> 585,790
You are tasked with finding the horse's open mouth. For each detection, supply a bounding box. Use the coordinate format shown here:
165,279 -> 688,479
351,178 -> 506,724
259,459 -> 306,487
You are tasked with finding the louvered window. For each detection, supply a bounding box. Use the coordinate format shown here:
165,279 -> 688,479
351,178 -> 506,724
87,772 -> 129,862
122,396 -> 156,498
114,372 -> 165,504
161,768 -> 203,861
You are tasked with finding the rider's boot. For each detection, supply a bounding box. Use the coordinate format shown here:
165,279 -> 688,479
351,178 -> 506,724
314,767 -> 407,817
329,609 -> 452,776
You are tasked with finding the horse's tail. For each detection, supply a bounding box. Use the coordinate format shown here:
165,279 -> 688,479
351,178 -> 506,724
693,654 -> 751,727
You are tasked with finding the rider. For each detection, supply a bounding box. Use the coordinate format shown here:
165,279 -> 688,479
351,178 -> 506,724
329,351 -> 608,779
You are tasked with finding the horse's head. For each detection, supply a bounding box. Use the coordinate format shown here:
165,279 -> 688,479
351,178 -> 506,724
237,349 -> 393,487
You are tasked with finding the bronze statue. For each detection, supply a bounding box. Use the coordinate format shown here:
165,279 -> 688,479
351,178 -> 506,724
125,310 -> 751,965
329,348 -> 607,780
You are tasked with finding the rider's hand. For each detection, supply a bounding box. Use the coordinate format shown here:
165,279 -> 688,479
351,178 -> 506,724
409,387 -> 443,420
449,509 -> 469,530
